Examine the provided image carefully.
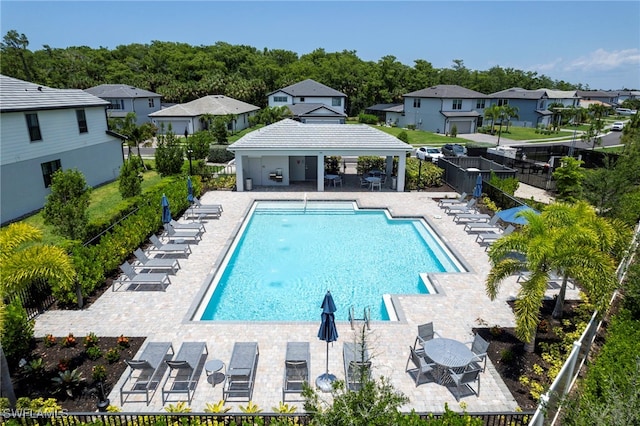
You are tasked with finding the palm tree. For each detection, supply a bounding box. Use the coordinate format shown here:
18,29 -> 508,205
484,104 -> 501,135
502,105 -> 519,132
0,222 -> 76,405
485,202 -> 618,352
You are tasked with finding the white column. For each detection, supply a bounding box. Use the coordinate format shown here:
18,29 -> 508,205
317,154 -> 325,192
396,153 -> 407,192
235,155 -> 245,192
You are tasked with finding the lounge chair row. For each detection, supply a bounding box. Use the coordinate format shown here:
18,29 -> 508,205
185,198 -> 224,220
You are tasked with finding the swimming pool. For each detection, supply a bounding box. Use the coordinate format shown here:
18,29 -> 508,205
196,201 -> 462,321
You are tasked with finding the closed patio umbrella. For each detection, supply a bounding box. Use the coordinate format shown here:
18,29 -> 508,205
316,291 -> 338,392
496,205 -> 538,225
161,194 -> 172,224
473,174 -> 483,198
187,176 -> 194,203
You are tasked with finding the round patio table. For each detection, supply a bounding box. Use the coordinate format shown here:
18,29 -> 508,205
422,338 -> 475,384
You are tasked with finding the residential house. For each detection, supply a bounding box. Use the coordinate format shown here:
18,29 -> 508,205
364,103 -> 404,125
576,90 -> 617,107
487,88 -> 580,128
1,75 -> 124,224
267,79 -> 347,123
399,85 -> 487,134
614,90 -> 640,105
149,95 -> 260,135
84,84 -> 162,126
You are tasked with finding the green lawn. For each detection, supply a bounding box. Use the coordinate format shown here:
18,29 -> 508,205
496,126 -> 574,141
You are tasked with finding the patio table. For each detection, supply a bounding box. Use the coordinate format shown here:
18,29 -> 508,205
422,338 -> 475,384
325,174 -> 340,187
365,176 -> 381,191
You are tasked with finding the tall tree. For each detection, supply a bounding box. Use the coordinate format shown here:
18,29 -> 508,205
1,30 -> 33,81
553,156 -> 586,203
484,104 -> 502,134
486,202 -> 618,352
109,112 -> 156,166
42,168 -> 91,241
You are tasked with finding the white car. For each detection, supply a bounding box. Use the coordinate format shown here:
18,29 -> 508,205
415,146 -> 443,163
611,121 -> 625,131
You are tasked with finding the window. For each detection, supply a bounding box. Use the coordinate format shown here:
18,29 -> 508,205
452,99 -> 462,110
332,97 -> 341,107
299,97 -> 305,102
476,99 -> 485,109
41,159 -> 61,188
108,100 -> 123,110
497,99 -> 509,107
76,109 -> 88,133
413,98 -> 421,108
273,96 -> 288,102
148,98 -> 155,107
25,113 -> 42,141
539,100 -> 544,109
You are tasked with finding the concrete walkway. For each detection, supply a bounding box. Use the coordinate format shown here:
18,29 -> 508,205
34,190 -> 578,413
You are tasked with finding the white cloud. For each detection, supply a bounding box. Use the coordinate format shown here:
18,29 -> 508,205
529,58 -> 563,72
565,48 -> 640,71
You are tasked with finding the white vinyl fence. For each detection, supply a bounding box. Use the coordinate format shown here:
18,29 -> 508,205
529,220 -> 640,426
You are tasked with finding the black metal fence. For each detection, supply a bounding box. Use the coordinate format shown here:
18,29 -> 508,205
2,411 -> 534,426
5,280 -> 55,321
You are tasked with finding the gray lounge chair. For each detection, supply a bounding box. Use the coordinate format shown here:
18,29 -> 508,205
120,342 -> 174,405
133,248 -> 180,274
282,342 -> 310,402
162,342 -> 208,405
453,213 -> 491,223
187,198 -> 223,220
405,346 -> 436,386
170,219 -> 205,233
464,215 -> 501,232
194,197 -> 224,212
445,198 -> 477,214
223,342 -> 259,401
149,234 -> 191,256
113,262 -> 170,291
343,341 -> 371,391
163,223 -> 202,242
476,224 -> 515,244
438,192 -> 467,207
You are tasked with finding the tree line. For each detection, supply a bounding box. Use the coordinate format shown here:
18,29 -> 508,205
1,30 -> 586,116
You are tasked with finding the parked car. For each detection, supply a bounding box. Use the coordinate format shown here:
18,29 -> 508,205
441,143 -> 467,157
415,146 -> 443,163
615,108 -> 637,116
611,121 -> 625,131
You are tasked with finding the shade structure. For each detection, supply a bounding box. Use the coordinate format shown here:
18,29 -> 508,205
496,205 -> 538,225
316,291 -> 338,392
187,176 -> 194,203
473,173 -> 483,198
161,194 -> 172,224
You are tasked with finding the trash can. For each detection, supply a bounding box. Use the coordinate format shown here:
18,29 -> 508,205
245,178 -> 253,191
391,176 -> 397,190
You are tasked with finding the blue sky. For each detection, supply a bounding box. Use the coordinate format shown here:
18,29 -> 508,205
2,1 -> 639,90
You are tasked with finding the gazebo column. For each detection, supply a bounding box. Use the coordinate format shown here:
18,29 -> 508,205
396,154 -> 407,192
235,155 -> 245,192
317,154 -> 325,192
384,156 -> 393,177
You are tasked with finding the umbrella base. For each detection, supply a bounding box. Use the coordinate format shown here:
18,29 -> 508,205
315,373 -> 337,393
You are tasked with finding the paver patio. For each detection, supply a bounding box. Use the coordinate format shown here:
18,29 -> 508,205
34,189 -> 579,413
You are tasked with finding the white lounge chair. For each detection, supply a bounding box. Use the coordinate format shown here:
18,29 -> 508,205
133,248 -> 180,274
464,215 -> 500,232
445,198 -> 477,214
169,219 -> 205,233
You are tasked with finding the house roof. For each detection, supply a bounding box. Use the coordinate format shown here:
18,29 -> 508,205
490,87 -> 579,100
268,79 -> 346,98
0,74 -> 108,112
404,85 -> 487,99
440,111 -> 481,118
84,84 -> 161,99
148,95 -> 260,117
366,103 -> 404,113
229,119 -> 412,152
576,90 -> 615,98
287,103 -> 346,117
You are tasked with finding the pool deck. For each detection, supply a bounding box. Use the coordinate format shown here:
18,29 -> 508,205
33,190 -> 580,413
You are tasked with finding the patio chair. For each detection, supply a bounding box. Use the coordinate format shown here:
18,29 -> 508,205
405,346 -> 436,386
453,212 -> 491,223
438,192 -> 467,207
413,322 -> 441,350
149,234 -> 192,256
282,342 -> 310,402
465,334 -> 490,372
120,342 -> 174,405
476,224 -> 515,245
170,219 -> 205,233
163,223 -> 203,242
359,176 -> 370,188
464,215 -> 501,232
133,248 -> 180,275
343,341 -> 371,391
113,262 -> 170,292
445,364 -> 482,401
370,179 -> 382,191
162,342 -> 208,404
223,342 -> 260,401
444,198 -> 477,214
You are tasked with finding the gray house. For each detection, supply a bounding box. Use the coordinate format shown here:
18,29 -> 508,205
488,88 -> 580,128
1,75 -> 124,224
84,84 -> 162,126
399,85 -> 487,134
268,79 -> 347,123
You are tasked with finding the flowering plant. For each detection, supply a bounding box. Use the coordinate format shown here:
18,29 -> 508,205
44,334 -> 57,347
117,335 -> 130,348
62,333 -> 77,347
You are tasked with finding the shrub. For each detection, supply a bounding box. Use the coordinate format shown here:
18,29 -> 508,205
0,298 -> 34,365
450,124 -> 458,138
22,357 -> 45,379
500,349 -> 514,363
92,365 -> 107,382
84,332 -> 99,348
397,130 -> 409,143
204,400 -> 232,413
57,358 -> 70,372
357,113 -> 378,124
86,346 -> 103,360
52,368 -> 85,397
119,157 -> 143,198
105,347 -> 121,364
208,145 -> 235,163
407,124 -> 416,130
42,168 -> 91,240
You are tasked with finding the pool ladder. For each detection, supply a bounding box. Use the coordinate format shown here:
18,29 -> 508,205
349,306 -> 371,330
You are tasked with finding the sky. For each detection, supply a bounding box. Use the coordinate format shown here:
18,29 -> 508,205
2,1 -> 639,90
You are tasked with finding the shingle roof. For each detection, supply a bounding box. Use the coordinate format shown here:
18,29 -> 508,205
229,119 -> 412,152
287,103 -> 346,117
269,79 -> 346,98
366,103 -> 404,113
84,84 -> 161,98
404,85 -> 487,99
148,95 -> 259,117
441,111 -> 481,118
0,74 -> 108,112
490,87 -> 578,100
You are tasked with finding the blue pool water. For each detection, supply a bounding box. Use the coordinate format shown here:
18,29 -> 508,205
198,201 -> 461,321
